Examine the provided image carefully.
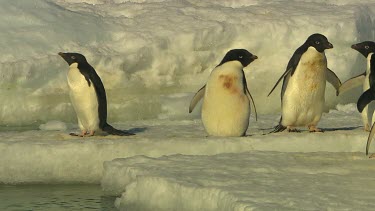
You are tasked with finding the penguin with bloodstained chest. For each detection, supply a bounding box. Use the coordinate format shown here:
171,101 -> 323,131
339,41 -> 375,131
189,49 -> 258,137
58,52 -> 134,137
268,33 -> 341,133
354,46 -> 375,156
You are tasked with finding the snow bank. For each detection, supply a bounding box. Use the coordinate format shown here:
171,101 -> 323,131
103,152 -> 375,211
0,0 -> 374,125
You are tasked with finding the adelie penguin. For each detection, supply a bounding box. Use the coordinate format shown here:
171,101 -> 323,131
189,49 -> 258,137
268,33 -> 341,133
58,52 -> 134,137
349,42 -> 375,156
339,41 -> 375,131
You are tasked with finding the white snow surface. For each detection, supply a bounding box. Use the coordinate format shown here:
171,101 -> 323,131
0,0 -> 374,125
106,152 -> 375,211
0,104 -> 374,209
0,104 -> 370,184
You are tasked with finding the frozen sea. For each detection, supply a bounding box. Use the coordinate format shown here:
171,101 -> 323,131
0,0 -> 375,210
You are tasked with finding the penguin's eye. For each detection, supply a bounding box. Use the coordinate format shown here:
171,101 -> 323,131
71,56 -> 76,59
239,55 -> 243,59
365,46 -> 369,49
315,41 -> 320,45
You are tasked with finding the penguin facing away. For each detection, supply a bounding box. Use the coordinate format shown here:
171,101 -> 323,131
339,41 -> 375,131
268,33 -> 341,133
189,49 -> 258,137
354,49 -> 375,156
58,52 -> 134,137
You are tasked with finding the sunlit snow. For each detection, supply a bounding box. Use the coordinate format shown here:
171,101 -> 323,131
0,0 -> 374,124
0,0 -> 375,210
106,152 -> 375,211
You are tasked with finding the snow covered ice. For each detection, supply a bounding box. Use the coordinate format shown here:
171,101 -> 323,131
0,0 -> 375,210
104,152 -> 375,211
2,104 -> 375,210
39,120 -> 68,131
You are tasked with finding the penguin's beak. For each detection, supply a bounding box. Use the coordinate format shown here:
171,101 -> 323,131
326,42 -> 333,49
351,44 -> 359,50
252,55 -> 258,60
58,52 -> 69,65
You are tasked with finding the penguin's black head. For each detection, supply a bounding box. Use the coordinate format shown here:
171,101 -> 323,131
58,52 -> 88,66
218,49 -> 258,67
306,33 -> 333,52
351,41 -> 375,57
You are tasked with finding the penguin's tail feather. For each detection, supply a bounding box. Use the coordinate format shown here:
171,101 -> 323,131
268,117 -> 286,134
102,124 -> 135,136
269,124 -> 286,134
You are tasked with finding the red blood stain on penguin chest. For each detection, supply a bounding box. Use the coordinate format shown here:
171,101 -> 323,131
301,59 -> 325,91
309,83 -> 318,91
219,74 -> 239,94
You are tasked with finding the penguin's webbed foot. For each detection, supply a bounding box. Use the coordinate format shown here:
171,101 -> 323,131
69,133 -> 87,137
308,126 -> 323,133
79,130 -> 89,137
80,131 -> 95,137
69,131 -> 90,137
86,131 -> 95,137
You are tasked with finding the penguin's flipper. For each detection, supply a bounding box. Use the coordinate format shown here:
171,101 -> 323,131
267,67 -> 293,96
245,86 -> 257,121
326,68 -> 342,96
189,85 -> 206,113
357,89 -> 375,113
243,75 -> 257,121
280,73 -> 291,101
366,123 -> 375,156
268,47 -> 304,97
85,65 -> 109,128
338,72 -> 365,95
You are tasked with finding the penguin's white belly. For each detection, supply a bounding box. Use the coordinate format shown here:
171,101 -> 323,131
362,53 -> 375,128
365,53 -> 374,91
202,70 -> 250,136
282,48 -> 327,127
364,73 -> 370,91
67,65 -> 99,131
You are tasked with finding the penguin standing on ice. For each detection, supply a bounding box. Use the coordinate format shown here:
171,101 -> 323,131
352,44 -> 375,156
189,49 -> 258,137
339,41 -> 375,131
58,52 -> 134,137
268,33 -> 341,133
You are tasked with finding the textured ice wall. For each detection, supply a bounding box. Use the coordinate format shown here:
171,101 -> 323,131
0,0 -> 374,125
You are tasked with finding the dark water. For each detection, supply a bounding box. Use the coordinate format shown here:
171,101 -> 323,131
0,184 -> 117,211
